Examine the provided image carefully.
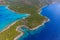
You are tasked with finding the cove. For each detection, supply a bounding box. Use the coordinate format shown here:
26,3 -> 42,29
0,5 -> 28,31
21,3 -> 60,40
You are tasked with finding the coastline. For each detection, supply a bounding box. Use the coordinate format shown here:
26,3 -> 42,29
13,8 -> 50,40
13,18 -> 50,40
14,31 -> 23,40
14,25 -> 26,40
0,5 -> 50,40
0,5 -> 30,33
14,26 -> 24,40
0,5 -> 30,40
6,5 -> 30,15
29,5 -> 50,30
26,7 -> 50,30
0,20 -> 19,33
29,18 -> 50,30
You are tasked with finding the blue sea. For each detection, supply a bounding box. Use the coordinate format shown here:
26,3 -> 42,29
18,3 -> 60,40
0,5 -> 28,31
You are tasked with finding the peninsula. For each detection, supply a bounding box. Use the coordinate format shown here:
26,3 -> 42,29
0,0 -> 49,40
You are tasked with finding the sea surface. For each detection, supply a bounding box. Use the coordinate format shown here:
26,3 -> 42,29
0,5 -> 28,31
18,3 -> 60,40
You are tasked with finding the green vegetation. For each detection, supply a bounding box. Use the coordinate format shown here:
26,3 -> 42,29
0,2 -> 47,40
9,5 -> 47,29
0,21 -> 23,40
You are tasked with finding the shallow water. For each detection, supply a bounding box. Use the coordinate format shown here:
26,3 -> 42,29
0,6 -> 28,31
18,3 -> 60,40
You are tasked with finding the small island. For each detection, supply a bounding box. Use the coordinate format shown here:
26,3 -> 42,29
0,0 -> 49,40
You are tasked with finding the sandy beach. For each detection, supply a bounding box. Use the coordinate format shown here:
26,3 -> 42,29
0,5 -> 30,33
0,20 -> 19,33
0,5 -> 30,40
13,11 -> 50,40
14,26 -> 24,40
0,5 -> 50,40
13,18 -> 50,40
30,18 -> 50,30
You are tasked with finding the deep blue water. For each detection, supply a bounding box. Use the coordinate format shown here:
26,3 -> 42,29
0,6 -> 28,31
18,3 -> 60,40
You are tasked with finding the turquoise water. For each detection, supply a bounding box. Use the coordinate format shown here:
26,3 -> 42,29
0,6 -> 28,31
18,3 -> 60,40
18,25 -> 45,40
